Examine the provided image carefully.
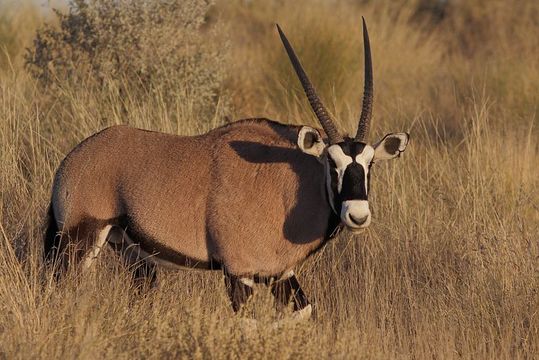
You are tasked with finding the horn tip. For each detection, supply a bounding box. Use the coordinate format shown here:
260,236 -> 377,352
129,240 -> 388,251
276,23 -> 284,35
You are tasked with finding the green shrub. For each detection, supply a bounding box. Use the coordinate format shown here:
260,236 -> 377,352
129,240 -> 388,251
25,0 -> 227,118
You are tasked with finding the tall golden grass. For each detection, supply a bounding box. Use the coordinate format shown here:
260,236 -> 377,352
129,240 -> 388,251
1,0 -> 538,358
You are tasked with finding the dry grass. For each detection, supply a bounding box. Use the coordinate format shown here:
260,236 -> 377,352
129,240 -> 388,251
1,0 -> 538,358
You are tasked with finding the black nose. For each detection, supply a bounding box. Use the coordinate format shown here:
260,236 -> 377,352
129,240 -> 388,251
349,214 -> 368,226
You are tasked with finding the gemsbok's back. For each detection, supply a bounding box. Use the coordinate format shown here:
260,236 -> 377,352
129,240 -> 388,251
45,19 -> 409,319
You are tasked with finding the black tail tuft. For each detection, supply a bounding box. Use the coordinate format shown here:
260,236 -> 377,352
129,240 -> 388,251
43,204 -> 60,264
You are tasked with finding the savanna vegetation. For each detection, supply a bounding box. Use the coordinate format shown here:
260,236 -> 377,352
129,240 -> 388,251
1,0 -> 538,358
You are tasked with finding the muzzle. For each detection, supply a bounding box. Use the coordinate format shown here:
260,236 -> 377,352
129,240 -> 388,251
340,200 -> 371,232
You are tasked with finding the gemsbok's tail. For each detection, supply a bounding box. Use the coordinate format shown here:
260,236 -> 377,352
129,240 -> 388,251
43,204 -> 60,264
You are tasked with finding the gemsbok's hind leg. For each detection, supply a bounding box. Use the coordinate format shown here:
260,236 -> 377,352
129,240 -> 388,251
271,271 -> 312,320
46,219 -> 111,279
224,273 -> 254,312
106,226 -> 157,290
81,224 -> 113,270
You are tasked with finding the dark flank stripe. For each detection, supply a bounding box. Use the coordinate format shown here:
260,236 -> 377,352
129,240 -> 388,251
118,215 -> 222,270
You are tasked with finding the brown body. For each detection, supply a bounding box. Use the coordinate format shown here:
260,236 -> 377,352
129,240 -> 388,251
51,119 -> 332,277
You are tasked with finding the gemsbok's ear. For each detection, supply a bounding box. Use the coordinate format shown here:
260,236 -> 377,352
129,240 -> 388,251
297,126 -> 326,158
373,132 -> 409,161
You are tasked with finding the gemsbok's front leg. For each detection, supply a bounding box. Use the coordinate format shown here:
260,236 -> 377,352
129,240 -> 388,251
271,271 -> 312,320
224,272 -> 254,312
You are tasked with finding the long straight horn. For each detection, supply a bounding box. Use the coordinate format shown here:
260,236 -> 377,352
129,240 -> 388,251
355,17 -> 373,141
276,24 -> 343,144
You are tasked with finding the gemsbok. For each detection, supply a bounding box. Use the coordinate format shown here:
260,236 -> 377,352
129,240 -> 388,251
44,18 -> 409,320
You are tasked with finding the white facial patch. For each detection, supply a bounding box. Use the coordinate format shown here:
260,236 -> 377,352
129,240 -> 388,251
327,145 -> 352,193
355,145 -> 374,164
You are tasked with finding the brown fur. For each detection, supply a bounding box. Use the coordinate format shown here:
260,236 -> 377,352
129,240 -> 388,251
48,118 -> 333,277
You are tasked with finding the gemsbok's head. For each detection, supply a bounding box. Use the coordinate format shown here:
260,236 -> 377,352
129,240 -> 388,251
278,18 -> 409,233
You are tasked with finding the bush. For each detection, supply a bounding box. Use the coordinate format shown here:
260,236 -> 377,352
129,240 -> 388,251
25,0 -> 227,117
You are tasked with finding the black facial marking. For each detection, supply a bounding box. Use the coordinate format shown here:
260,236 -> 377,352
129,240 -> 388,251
340,141 -> 366,157
340,162 -> 368,201
327,140 -> 371,210
367,164 -> 372,193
